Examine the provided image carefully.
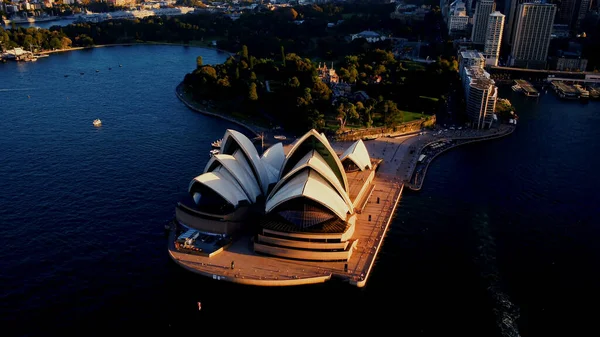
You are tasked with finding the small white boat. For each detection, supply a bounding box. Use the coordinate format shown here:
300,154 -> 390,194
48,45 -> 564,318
93,119 -> 102,127
274,135 -> 286,140
209,149 -> 220,157
211,139 -> 222,148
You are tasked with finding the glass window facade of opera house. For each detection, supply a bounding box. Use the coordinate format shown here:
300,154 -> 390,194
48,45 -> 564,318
173,129 -> 378,262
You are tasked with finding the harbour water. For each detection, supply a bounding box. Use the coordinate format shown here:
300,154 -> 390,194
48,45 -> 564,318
1,46 -> 599,336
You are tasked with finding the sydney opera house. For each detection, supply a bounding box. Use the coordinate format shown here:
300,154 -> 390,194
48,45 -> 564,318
173,128 -> 380,263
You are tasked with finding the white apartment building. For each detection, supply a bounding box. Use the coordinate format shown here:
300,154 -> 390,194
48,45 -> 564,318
484,11 -> 505,66
459,50 -> 485,81
463,66 -> 497,129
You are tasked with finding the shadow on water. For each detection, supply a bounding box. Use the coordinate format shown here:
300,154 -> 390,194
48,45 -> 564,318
472,212 -> 521,337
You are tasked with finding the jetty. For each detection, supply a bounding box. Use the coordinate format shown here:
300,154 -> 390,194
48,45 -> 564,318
514,79 -> 539,97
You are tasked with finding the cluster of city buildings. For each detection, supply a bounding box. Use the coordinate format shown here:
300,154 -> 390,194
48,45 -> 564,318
441,0 -> 592,70
1,0 -> 183,24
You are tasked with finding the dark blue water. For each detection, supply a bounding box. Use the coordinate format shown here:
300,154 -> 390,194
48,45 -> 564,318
1,46 -> 599,336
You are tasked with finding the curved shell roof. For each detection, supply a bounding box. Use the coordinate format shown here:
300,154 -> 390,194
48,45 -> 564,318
204,154 -> 262,202
268,149 -> 353,212
339,139 -> 372,171
261,142 -> 285,185
265,169 -> 350,220
280,129 -> 349,193
221,129 -> 270,194
189,172 -> 249,207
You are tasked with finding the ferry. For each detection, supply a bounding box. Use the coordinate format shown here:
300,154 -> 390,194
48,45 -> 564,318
574,84 -> 589,101
586,86 -> 599,99
93,119 -> 102,127
551,81 -> 579,100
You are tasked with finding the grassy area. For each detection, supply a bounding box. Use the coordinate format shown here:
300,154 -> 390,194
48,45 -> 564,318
399,110 -> 424,123
401,60 -> 427,71
419,96 -> 439,102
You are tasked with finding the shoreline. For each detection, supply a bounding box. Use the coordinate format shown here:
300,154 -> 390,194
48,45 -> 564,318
36,42 -> 235,56
407,125 -> 516,191
175,82 -> 263,138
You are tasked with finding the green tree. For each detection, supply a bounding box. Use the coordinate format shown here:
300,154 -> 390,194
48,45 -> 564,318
196,56 -> 203,68
288,76 -> 300,88
336,100 -> 358,130
49,37 -> 62,50
248,82 -> 258,101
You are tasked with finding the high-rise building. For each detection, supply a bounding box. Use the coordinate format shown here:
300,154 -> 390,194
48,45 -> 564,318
448,0 -> 470,32
484,11 -> 505,66
459,50 -> 486,79
510,3 -> 556,68
458,50 -> 497,129
504,0 -> 526,46
463,66 -> 498,129
471,0 -> 497,44
556,0 -> 591,30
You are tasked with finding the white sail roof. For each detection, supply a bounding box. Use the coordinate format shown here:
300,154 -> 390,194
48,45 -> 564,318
268,149 -> 353,211
204,154 -> 261,202
261,142 -> 285,185
280,129 -> 349,193
189,172 -> 249,207
265,170 -> 350,220
340,139 -> 372,171
220,129 -> 270,194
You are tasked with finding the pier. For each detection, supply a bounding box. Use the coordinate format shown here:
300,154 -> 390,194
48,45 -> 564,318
514,79 -> 539,97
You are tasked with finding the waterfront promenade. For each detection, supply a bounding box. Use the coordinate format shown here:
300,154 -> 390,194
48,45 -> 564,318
401,124 -> 516,191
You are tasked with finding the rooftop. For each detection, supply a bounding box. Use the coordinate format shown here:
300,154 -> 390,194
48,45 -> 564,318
466,66 -> 495,90
461,50 -> 485,61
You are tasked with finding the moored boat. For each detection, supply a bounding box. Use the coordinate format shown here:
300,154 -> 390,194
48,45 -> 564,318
211,138 -> 222,148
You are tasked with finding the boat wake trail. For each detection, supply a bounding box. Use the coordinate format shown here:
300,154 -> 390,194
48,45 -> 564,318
473,213 -> 521,337
0,88 -> 36,92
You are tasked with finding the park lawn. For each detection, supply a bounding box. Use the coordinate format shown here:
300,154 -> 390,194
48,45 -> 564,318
419,95 -> 439,102
372,110 -> 424,125
398,110 -> 425,123
401,60 -> 427,71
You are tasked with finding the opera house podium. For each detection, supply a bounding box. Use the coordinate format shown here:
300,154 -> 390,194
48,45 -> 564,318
169,128 -> 399,287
